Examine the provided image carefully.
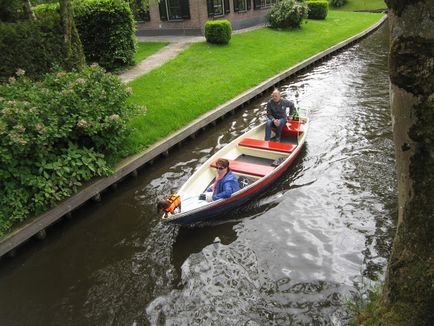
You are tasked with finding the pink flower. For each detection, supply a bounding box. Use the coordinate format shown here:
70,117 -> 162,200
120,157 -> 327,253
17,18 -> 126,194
35,123 -> 45,132
76,119 -> 88,129
16,68 -> 25,77
14,124 -> 26,133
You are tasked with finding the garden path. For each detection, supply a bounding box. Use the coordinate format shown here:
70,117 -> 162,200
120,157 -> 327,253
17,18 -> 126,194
119,24 -> 266,83
119,42 -> 191,83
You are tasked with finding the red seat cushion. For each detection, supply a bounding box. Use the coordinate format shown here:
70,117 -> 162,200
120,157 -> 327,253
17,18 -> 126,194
210,159 -> 275,177
280,120 -> 305,137
239,138 -> 296,153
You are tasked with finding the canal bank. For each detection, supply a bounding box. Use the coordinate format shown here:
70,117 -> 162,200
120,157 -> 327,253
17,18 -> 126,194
0,15 -> 387,259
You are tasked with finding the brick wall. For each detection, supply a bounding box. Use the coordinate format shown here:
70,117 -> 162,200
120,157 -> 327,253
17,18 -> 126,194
136,0 -> 269,36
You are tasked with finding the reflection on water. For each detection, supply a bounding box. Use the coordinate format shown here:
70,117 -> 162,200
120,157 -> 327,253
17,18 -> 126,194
0,23 -> 396,325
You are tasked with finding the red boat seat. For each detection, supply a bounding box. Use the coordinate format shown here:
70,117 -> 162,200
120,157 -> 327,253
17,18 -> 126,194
238,138 -> 296,153
275,119 -> 305,137
210,159 -> 275,177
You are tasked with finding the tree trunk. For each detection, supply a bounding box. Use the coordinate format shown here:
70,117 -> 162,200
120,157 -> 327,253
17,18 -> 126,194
22,0 -> 36,20
382,0 -> 434,324
59,0 -> 85,70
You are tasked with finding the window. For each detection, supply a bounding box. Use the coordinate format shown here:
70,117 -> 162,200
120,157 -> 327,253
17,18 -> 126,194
253,0 -> 276,9
234,0 -> 251,12
207,0 -> 230,17
212,0 -> 224,16
159,0 -> 191,21
167,0 -> 182,19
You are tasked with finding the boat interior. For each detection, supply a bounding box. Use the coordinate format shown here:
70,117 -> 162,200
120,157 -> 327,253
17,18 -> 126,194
177,119 -> 307,214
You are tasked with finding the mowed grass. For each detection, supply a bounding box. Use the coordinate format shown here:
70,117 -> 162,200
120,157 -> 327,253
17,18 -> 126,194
125,11 -> 383,155
134,42 -> 168,64
334,0 -> 387,11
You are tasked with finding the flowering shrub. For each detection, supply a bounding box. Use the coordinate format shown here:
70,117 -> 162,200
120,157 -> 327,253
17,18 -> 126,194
267,0 -> 308,29
0,65 -> 136,237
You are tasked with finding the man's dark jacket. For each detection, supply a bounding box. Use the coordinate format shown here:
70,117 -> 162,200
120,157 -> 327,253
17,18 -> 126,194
266,98 -> 295,120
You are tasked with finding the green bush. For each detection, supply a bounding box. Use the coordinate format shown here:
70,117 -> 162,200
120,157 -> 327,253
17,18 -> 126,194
267,0 -> 309,29
204,20 -> 232,45
307,1 -> 328,19
0,65 -> 137,237
329,0 -> 346,8
0,0 -> 24,22
0,13 -> 82,80
74,0 -> 137,71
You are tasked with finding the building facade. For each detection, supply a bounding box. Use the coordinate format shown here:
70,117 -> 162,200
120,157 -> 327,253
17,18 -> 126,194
136,0 -> 275,36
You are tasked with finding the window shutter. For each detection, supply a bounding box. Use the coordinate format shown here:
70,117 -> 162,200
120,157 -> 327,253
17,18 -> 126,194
159,0 -> 168,20
253,0 -> 261,10
224,0 -> 230,14
180,0 -> 191,19
247,0 -> 251,10
207,0 -> 214,17
233,0 -> 239,12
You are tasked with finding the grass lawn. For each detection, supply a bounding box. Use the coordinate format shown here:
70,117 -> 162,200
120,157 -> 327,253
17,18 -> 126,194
334,0 -> 387,11
134,42 -> 168,64
124,10 -> 384,156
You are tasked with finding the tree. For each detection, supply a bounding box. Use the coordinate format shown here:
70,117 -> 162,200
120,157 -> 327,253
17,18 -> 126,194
22,0 -> 35,20
382,0 -> 434,324
59,0 -> 85,69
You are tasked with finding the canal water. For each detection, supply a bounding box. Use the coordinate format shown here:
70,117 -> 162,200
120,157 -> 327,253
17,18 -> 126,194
0,23 -> 396,325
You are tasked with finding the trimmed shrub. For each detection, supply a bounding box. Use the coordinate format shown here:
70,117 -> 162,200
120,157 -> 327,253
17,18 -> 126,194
329,0 -> 346,8
0,65 -> 137,237
205,20 -> 232,45
267,0 -> 309,29
74,0 -> 137,71
307,1 -> 328,19
0,13 -> 82,80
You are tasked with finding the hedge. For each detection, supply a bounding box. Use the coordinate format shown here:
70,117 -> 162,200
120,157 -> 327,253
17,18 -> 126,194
307,1 -> 328,20
34,0 -> 136,72
74,0 -> 136,71
0,13 -> 82,80
205,20 -> 232,45
0,65 -> 137,237
329,0 -> 347,8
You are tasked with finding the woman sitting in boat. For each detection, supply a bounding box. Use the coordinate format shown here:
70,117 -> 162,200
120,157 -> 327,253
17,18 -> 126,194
206,158 -> 240,202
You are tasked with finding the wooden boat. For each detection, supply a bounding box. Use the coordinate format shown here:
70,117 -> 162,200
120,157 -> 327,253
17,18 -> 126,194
162,116 -> 309,224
